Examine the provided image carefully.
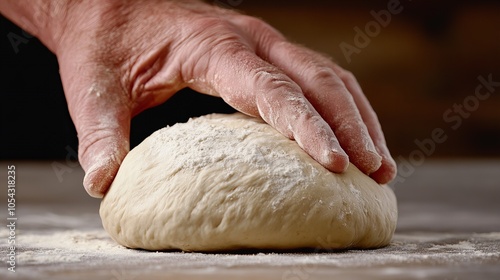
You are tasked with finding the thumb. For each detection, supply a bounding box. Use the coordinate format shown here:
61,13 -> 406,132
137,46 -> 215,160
79,102 -> 130,198
62,68 -> 131,198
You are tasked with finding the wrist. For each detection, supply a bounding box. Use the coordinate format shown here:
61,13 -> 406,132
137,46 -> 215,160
0,0 -> 74,53
0,0 -> 119,55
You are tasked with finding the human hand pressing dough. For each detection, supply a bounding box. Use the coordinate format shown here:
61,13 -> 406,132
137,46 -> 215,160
0,0 -> 396,197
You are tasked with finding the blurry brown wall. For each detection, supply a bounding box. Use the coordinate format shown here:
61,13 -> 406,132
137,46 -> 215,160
234,0 -> 500,159
2,0 -> 499,160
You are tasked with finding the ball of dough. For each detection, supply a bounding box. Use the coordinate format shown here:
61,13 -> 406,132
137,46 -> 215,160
100,113 -> 397,252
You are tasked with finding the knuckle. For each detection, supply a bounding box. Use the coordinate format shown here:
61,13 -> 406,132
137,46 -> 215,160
77,129 -> 112,161
231,14 -> 285,52
252,67 -> 296,94
337,68 -> 358,83
187,16 -> 238,40
234,14 -> 261,26
306,64 -> 345,91
310,66 -> 337,82
236,15 -> 272,31
77,127 -> 127,171
186,18 -> 248,59
193,17 -> 231,32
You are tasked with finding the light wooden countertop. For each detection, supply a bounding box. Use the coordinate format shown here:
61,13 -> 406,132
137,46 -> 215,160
0,159 -> 499,279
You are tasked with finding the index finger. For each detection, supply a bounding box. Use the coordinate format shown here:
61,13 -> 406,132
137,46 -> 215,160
228,16 -> 383,176
192,43 -> 350,173
255,40 -> 383,176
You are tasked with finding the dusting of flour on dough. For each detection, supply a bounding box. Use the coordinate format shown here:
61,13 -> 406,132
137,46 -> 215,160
147,114 -> 319,201
100,113 -> 398,251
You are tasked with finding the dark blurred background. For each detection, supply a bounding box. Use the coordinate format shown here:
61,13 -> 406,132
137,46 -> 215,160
1,0 -> 500,161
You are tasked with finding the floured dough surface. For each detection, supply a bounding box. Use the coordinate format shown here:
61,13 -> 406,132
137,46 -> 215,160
100,113 -> 397,251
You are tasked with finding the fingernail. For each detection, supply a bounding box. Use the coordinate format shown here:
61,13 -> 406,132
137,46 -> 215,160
83,166 -> 105,198
83,160 -> 117,198
357,147 -> 382,175
324,146 -> 349,173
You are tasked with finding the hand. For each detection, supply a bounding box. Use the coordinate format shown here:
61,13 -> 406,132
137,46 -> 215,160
2,0 -> 396,197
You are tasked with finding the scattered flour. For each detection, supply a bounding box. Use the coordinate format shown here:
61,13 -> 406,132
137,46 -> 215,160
1,228 -> 498,268
429,241 -> 476,251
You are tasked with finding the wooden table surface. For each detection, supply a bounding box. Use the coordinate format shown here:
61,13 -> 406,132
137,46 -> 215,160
1,159 -> 499,279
